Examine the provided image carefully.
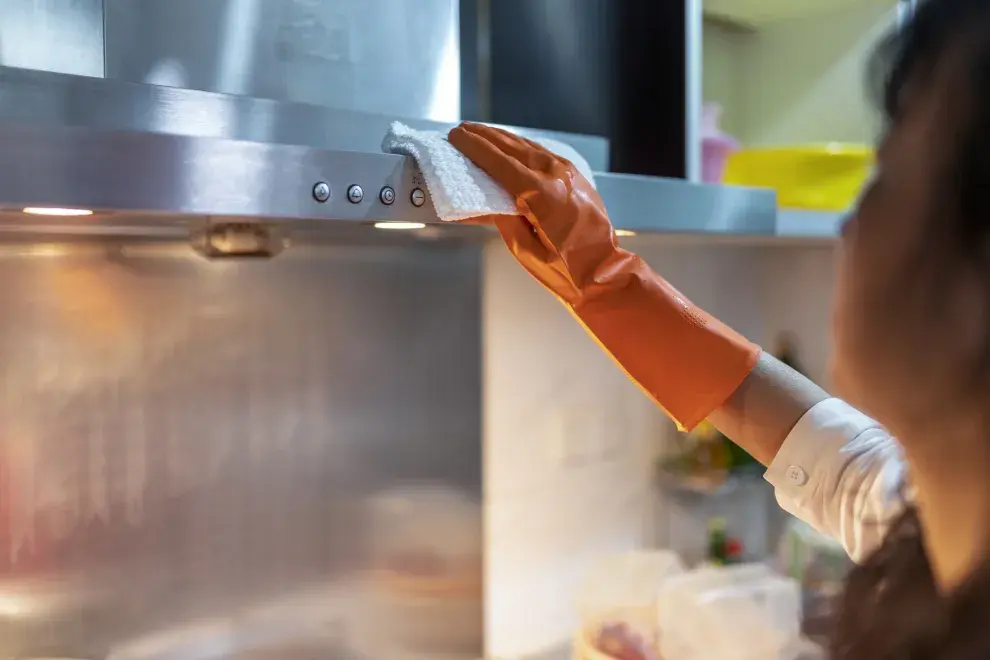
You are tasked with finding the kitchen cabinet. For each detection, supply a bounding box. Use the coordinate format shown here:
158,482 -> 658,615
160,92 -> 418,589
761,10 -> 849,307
483,0 -> 691,178
702,0 -> 909,237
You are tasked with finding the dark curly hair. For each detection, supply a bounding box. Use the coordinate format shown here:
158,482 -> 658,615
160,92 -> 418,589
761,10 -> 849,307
832,1 -> 990,657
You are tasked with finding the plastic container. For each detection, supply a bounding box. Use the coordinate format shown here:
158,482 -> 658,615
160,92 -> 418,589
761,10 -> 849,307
700,104 -> 739,184
573,550 -> 685,660
723,145 -> 873,211
777,517 -> 851,645
363,484 -> 483,653
657,564 -> 803,660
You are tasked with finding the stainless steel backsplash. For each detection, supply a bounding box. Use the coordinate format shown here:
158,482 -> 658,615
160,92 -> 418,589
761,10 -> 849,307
0,240 -> 482,658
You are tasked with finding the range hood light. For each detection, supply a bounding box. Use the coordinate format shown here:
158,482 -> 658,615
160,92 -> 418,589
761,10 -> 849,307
191,221 -> 284,259
374,221 -> 426,230
23,207 -> 94,217
615,229 -> 637,237
24,244 -> 69,258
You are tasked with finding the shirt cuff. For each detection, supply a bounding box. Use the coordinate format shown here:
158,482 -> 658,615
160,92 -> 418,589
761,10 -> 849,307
765,398 -> 884,498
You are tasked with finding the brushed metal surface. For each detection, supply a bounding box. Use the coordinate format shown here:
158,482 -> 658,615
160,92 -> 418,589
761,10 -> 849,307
0,122 -> 775,236
0,240 -> 482,658
0,0 -> 104,77
103,0 -> 461,122
0,123 -> 438,224
582,174 -> 777,236
0,66 -> 611,172
685,0 -> 703,183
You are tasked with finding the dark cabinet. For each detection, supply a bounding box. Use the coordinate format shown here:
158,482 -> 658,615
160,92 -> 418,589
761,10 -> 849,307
464,0 -> 690,178
462,0 -> 688,177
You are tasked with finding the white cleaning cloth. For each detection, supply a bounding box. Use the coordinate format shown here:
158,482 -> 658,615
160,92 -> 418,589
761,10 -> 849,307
381,121 -> 596,222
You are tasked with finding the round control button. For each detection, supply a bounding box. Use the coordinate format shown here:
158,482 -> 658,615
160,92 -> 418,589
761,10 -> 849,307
312,181 -> 331,203
347,185 -> 364,204
379,186 -> 396,205
410,188 -> 426,207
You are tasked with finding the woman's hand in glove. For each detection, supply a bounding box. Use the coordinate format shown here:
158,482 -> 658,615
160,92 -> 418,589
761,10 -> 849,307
448,121 -> 760,431
447,121 -> 622,308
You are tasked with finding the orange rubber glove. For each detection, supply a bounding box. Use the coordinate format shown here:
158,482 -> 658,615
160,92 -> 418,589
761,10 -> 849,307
448,122 -> 760,431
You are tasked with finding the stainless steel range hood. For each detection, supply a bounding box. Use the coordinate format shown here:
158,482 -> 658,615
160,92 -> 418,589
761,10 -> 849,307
0,66 -> 778,239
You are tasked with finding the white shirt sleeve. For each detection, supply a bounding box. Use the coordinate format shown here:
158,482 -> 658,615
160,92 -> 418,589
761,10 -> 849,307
763,398 -> 910,562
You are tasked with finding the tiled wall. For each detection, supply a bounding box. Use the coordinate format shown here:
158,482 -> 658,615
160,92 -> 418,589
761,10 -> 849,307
483,237 -> 836,657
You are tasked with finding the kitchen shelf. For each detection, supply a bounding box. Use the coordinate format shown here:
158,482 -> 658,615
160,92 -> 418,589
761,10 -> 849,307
595,174 -> 777,236
776,209 -> 847,239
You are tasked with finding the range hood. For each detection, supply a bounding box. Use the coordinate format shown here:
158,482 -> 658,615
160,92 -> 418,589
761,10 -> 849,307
0,66 -> 780,240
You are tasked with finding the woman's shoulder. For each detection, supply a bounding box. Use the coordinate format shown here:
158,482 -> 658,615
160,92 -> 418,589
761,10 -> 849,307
833,509 -> 990,659
939,563 -> 990,659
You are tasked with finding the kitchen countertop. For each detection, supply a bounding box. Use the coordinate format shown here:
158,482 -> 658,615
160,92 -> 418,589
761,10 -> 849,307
498,636 -> 826,659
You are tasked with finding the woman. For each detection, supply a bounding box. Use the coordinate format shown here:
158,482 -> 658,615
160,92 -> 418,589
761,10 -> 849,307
450,0 -> 990,656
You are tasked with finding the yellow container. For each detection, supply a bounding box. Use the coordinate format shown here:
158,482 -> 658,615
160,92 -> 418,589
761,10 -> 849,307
722,145 -> 874,212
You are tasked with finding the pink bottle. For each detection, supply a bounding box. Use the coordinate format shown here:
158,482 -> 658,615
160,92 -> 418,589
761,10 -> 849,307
700,103 -> 739,184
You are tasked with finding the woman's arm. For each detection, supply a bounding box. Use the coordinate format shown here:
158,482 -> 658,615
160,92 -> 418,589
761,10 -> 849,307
711,352 -> 907,561
448,122 -> 908,560
709,351 -> 829,466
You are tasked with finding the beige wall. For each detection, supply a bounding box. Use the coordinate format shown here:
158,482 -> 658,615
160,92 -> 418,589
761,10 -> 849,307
484,238 -> 836,657
702,24 -> 747,138
704,2 -> 896,146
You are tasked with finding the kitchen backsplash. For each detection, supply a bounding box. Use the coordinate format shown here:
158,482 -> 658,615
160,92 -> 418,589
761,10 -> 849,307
0,242 -> 485,658
483,238 -> 836,657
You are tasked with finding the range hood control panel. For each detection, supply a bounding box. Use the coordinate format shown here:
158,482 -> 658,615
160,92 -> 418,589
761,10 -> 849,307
309,177 -> 430,216
0,122 -> 440,226
297,157 -> 435,222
